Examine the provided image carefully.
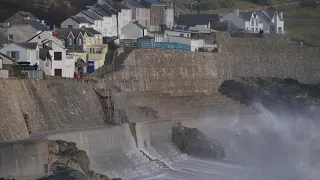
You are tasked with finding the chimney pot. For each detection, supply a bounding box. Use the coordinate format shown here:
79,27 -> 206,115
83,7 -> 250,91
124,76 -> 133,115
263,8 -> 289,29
234,9 -> 239,16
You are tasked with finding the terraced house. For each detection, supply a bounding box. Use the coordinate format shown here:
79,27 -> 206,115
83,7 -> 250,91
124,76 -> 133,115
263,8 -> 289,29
53,28 -> 106,73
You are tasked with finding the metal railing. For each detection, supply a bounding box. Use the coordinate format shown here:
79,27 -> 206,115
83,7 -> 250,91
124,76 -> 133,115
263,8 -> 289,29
119,42 -> 191,51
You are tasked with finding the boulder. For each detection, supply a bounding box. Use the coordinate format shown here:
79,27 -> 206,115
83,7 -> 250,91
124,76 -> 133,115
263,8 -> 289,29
172,123 -> 225,158
43,140 -> 110,180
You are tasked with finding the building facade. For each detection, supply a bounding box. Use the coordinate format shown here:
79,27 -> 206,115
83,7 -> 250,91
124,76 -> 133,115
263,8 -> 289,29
126,0 -> 151,28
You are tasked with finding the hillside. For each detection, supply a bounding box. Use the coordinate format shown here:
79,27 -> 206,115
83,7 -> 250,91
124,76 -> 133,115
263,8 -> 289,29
0,0 -> 96,26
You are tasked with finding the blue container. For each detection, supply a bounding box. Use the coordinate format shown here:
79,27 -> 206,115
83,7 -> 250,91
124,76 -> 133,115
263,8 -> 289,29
87,60 -> 95,73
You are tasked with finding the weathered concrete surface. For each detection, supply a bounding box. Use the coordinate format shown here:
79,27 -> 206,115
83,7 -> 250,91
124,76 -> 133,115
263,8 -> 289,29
0,138 -> 48,180
45,125 -> 158,179
0,79 -> 106,142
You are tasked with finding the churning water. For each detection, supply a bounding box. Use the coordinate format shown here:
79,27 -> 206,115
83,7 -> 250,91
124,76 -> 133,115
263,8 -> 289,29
138,103 -> 320,180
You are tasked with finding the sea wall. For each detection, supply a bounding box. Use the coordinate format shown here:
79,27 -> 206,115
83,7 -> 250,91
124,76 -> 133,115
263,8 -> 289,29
0,79 -> 106,142
0,138 -> 48,179
106,32 -> 320,93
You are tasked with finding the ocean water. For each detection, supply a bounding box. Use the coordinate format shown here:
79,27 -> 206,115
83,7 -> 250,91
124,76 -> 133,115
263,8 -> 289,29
131,105 -> 320,180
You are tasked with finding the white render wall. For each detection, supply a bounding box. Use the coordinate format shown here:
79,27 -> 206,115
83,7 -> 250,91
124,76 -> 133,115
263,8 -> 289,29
244,14 -> 263,33
165,8 -> 174,29
50,43 -> 75,78
0,44 -> 38,65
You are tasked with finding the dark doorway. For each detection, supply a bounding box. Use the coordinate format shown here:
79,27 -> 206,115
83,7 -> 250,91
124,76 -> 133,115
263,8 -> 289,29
54,69 -> 62,76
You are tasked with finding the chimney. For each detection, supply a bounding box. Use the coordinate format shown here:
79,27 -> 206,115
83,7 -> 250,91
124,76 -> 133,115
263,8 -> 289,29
279,12 -> 283,19
234,9 -> 239,16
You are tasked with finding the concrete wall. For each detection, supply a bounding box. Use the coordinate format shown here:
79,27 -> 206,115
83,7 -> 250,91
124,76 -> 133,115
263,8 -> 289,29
0,79 -> 106,142
0,138 -> 48,179
0,69 -> 9,78
46,124 -> 137,174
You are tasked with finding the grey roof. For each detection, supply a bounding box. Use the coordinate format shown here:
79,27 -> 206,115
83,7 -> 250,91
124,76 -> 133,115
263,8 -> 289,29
222,13 -> 245,29
133,21 -> 146,29
98,4 -> 118,14
17,42 -> 38,49
143,0 -> 166,5
127,0 -> 147,8
239,12 -> 252,21
24,19 -> 50,31
17,11 -> 39,21
70,16 -> 93,24
91,5 -> 113,16
26,31 -> 45,42
177,14 -> 219,26
82,28 -> 101,36
257,10 -> 272,21
81,10 -> 103,20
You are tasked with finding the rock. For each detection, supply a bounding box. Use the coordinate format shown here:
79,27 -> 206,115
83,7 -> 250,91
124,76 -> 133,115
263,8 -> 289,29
172,123 -> 225,159
44,140 -> 110,180
219,77 -> 320,117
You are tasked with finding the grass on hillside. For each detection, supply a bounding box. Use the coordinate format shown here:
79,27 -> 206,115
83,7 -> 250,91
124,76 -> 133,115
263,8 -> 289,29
200,0 -> 262,14
284,6 -> 320,18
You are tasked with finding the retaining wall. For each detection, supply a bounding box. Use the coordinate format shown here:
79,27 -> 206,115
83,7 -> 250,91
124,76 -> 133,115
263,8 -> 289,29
0,138 -> 48,180
0,78 -> 106,142
106,32 -> 320,93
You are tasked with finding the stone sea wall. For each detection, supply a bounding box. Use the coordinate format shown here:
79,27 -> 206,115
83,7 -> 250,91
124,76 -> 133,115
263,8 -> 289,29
0,79 -> 106,142
106,32 -> 320,93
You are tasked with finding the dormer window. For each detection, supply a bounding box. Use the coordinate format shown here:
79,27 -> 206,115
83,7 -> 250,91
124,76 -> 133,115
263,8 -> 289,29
69,38 -> 72,46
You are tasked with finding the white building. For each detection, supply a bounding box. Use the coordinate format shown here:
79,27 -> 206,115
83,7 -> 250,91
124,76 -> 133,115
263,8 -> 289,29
97,0 -> 132,38
27,33 -> 75,77
88,5 -> 115,37
0,42 -> 39,65
165,8 -> 174,29
61,16 -> 93,29
121,21 -> 147,40
76,10 -> 105,35
223,9 -> 285,34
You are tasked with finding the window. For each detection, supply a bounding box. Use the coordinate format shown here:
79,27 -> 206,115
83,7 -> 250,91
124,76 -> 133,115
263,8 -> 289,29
251,28 -> 254,33
54,69 -> 62,76
180,34 -> 184,37
7,51 -> 19,59
74,39 -> 77,45
79,39 -> 82,45
8,34 -> 13,40
54,52 -> 62,60
256,19 -> 258,26
69,38 -> 72,46
68,25 -> 73,29
251,19 -> 254,26
256,28 -> 258,33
